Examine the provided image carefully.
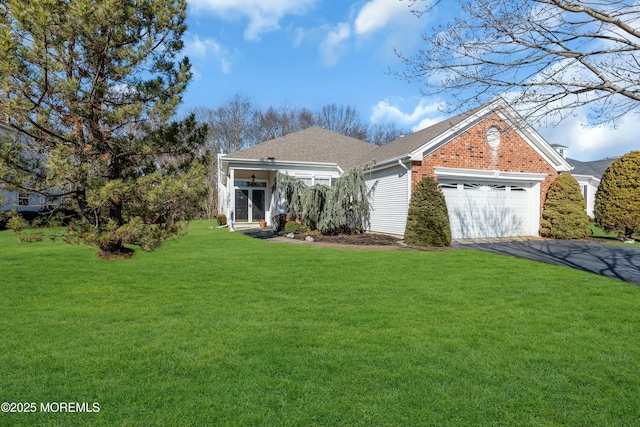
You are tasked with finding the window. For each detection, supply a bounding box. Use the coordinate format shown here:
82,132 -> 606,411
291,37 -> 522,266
463,183 -> 481,190
439,182 -> 458,189
294,176 -> 332,186
18,190 -> 29,206
298,177 -> 313,186
488,184 -> 506,191
234,181 -> 267,188
315,177 -> 331,186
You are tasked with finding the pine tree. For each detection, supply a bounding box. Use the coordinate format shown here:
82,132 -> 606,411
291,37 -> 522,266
540,172 -> 592,239
404,177 -> 451,247
594,151 -> 640,239
0,0 -> 205,257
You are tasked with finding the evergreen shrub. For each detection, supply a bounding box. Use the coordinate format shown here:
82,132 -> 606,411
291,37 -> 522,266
540,172 -> 591,239
284,221 -> 308,234
404,176 -> 451,247
594,151 -> 640,239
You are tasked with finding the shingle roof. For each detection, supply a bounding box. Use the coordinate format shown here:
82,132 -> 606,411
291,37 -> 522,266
224,126 -> 377,170
223,100 -> 568,172
567,157 -> 618,178
363,104 -> 487,164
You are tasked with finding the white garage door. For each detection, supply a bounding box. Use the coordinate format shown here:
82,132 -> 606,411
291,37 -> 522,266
440,182 -> 534,239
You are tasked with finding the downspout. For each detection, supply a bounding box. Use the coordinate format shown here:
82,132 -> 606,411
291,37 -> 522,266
228,167 -> 235,232
400,159 -> 412,223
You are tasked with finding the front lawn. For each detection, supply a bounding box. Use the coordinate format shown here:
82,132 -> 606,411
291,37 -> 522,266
1,221 -> 639,426
589,222 -> 640,246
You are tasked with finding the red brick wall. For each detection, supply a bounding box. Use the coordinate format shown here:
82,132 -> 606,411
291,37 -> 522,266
411,113 -> 558,211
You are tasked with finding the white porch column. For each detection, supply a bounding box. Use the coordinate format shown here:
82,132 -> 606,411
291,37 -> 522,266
229,168 -> 235,232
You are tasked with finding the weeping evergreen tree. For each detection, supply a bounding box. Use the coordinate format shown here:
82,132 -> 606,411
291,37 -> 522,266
275,163 -> 372,235
275,173 -> 306,218
323,165 -> 371,234
302,184 -> 332,231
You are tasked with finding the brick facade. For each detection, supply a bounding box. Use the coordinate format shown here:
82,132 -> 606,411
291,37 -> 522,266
410,113 -> 558,211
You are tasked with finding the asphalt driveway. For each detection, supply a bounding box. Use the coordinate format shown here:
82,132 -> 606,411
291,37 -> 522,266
463,240 -> 640,285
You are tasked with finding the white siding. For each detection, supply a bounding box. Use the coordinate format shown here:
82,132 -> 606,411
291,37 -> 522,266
1,189 -> 47,212
367,165 -> 409,236
573,175 -> 599,219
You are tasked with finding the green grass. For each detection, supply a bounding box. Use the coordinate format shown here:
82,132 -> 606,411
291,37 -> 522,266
589,222 -> 640,246
1,221 -> 639,426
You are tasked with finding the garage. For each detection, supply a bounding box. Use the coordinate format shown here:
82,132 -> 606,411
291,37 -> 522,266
435,168 -> 547,240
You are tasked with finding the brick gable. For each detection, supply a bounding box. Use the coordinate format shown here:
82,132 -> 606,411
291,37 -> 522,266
410,113 -> 558,211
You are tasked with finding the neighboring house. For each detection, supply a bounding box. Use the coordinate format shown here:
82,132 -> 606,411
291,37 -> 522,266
0,122 -> 49,213
550,144 -> 617,219
217,98 -> 572,240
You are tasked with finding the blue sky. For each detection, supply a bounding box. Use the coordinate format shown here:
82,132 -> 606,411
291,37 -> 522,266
179,0 -> 638,162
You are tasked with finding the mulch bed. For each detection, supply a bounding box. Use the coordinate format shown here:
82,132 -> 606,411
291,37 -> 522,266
243,229 -> 455,251
294,232 -> 402,246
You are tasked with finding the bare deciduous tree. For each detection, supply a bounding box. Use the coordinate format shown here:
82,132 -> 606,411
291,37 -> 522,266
368,122 -> 406,146
317,104 -> 369,140
399,0 -> 640,126
211,93 -> 255,153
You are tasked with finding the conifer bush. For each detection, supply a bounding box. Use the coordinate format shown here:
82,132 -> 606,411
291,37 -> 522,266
404,176 -> 451,247
594,151 -> 640,239
540,172 -> 591,239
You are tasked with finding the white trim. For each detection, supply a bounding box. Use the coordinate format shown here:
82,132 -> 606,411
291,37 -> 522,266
369,155 -> 411,172
434,167 -> 548,182
221,157 -> 339,169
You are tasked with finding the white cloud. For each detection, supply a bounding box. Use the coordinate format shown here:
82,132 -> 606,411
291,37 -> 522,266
184,35 -> 235,74
354,0 -> 411,35
370,98 -> 446,130
319,23 -> 351,67
538,111 -> 640,161
189,0 -> 317,41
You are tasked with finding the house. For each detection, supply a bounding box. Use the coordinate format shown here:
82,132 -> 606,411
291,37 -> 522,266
217,98 -> 572,240
0,122 -> 50,213
217,127 -> 376,228
550,144 -> 617,219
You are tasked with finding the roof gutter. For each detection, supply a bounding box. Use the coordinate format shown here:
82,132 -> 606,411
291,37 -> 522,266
368,154 -> 411,172
220,157 -> 342,173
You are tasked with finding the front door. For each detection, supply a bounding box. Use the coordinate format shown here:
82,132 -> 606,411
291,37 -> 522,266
235,189 -> 249,222
234,188 -> 266,223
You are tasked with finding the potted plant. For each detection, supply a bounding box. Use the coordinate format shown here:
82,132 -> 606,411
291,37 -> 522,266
259,220 -> 267,228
